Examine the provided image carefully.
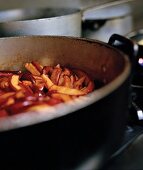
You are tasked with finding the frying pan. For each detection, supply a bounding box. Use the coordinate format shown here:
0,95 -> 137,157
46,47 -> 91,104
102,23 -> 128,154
0,34 -> 141,170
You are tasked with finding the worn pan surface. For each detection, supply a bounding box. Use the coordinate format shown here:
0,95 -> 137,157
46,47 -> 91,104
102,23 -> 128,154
0,36 -> 131,170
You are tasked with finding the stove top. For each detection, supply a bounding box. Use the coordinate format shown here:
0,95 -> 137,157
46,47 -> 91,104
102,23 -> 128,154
103,126 -> 143,170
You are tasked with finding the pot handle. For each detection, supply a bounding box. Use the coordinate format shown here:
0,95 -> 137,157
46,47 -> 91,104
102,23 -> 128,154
108,34 -> 143,125
108,34 -> 143,63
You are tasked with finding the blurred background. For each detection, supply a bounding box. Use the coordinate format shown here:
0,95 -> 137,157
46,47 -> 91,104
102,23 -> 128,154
0,0 -> 142,42
0,0 -> 142,27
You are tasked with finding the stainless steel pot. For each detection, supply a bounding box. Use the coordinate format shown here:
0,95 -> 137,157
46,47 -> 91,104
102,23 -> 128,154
82,3 -> 133,42
0,8 -> 82,37
0,3 -> 132,38
0,35 -> 132,170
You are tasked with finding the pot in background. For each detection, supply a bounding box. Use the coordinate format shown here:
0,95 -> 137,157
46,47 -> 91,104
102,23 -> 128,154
82,4 -> 133,42
0,4 -> 133,39
0,8 -> 82,37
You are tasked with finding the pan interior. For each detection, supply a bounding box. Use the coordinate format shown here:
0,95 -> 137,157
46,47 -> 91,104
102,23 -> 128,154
0,36 -> 127,81
0,36 -> 131,130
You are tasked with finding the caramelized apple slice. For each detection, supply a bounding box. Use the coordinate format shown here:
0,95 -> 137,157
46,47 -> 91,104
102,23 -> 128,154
33,76 -> 45,91
0,95 -> 15,109
10,75 -> 21,91
81,81 -> 95,93
25,63 -> 41,76
15,91 -> 25,99
50,67 -> 62,85
31,61 -> 43,73
49,85 -> 86,96
63,76 -> 72,88
42,73 -> 86,96
20,72 -> 36,83
5,97 -> 15,106
74,76 -> 85,89
26,104 -> 49,112
0,92 -> 15,100
73,69 -> 95,92
42,66 -> 53,75
51,93 -> 72,102
0,77 -> 10,90
58,68 -> 71,86
41,74 -> 54,88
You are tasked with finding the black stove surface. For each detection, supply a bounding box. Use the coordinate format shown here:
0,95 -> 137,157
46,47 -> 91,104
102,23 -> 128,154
102,64 -> 143,170
102,125 -> 143,170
